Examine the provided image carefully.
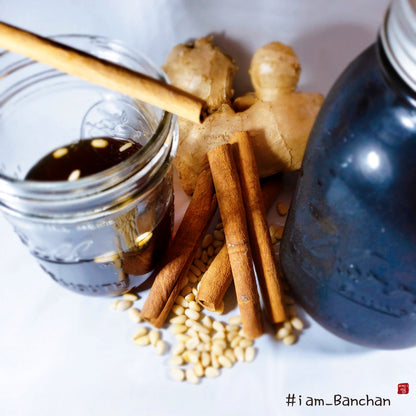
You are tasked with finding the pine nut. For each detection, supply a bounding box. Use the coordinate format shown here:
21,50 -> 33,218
202,316 -> 213,329
207,245 -> 214,256
123,293 -> 139,301
213,230 -> 225,241
185,337 -> 199,350
202,234 -> 213,248
119,142 -> 133,152
234,346 -> 245,362
134,335 -> 150,346
169,355 -> 184,366
199,332 -> 211,344
282,334 -> 297,345
91,138 -> 108,148
188,272 -> 198,283
132,327 -> 148,340
169,368 -> 185,382
227,331 -> 239,342
194,247 -> 202,259
211,353 -> 220,369
185,318 -> 195,327
187,351 -> 200,364
213,240 -> 223,248
213,339 -> 227,350
191,322 -> 210,334
226,324 -> 240,333
179,275 -> 189,290
188,300 -> 201,312
169,315 -> 187,325
239,339 -> 253,348
189,265 -> 201,276
228,315 -> 242,325
185,309 -> 200,321
276,326 -> 291,339
213,321 -> 225,332
194,362 -> 205,377
211,344 -> 224,356
184,293 -> 195,303
149,329 -> 160,346
53,147 -> 68,158
155,340 -> 166,355
110,300 -> 119,310
128,307 -> 142,323
187,328 -> 199,338
215,222 -> 223,230
218,355 -> 232,368
205,366 -> 220,378
186,367 -> 199,384
201,352 -> 211,367
192,287 -> 199,297
212,331 -> 226,340
225,348 -> 236,363
116,299 -> 133,311
201,250 -> 209,264
68,169 -> 81,181
290,317 -> 304,331
230,336 -> 242,349
175,295 -> 189,308
172,343 -> 186,356
170,324 -> 188,334
172,305 -> 185,315
193,259 -> 207,272
244,346 -> 256,362
181,285 -> 193,297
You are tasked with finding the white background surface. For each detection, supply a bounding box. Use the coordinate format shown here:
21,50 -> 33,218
1,1 -> 415,415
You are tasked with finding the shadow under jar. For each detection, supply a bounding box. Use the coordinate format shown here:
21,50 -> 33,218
0,35 -> 178,296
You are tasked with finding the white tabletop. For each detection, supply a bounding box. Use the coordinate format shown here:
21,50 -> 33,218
1,1 -> 415,415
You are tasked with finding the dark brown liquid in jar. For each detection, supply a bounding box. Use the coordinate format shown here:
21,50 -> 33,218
25,137 -> 173,296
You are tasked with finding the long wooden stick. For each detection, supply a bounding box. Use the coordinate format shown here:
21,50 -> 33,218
230,131 -> 286,324
207,143 -> 263,339
0,21 -> 207,124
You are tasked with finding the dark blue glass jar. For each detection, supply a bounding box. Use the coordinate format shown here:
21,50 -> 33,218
280,0 -> 416,349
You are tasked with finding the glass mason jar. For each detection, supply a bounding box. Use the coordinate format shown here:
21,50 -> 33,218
280,0 -> 416,349
0,35 -> 178,296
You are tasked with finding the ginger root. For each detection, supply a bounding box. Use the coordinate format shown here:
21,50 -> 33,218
162,36 -> 237,114
163,37 -> 323,196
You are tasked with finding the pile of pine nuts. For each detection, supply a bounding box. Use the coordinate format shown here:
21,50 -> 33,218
110,215 -> 305,384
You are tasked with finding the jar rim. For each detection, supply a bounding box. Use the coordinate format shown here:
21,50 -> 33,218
0,34 -> 175,201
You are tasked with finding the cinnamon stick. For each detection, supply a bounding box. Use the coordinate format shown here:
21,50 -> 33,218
140,163 -> 217,327
196,174 -> 283,311
230,131 -> 286,324
207,144 -> 263,339
0,22 -> 207,123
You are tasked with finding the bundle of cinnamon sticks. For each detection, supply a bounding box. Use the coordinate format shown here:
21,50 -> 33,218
141,131 -> 286,339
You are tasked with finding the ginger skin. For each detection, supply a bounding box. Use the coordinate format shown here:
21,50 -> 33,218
163,38 -> 323,196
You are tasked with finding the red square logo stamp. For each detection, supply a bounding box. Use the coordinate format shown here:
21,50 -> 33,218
398,383 -> 409,394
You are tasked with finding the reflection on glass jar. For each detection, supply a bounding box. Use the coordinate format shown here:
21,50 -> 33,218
0,35 -> 178,296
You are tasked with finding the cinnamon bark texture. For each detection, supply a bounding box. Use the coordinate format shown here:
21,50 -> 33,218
230,131 -> 286,324
140,164 -> 217,327
0,22 -> 207,123
207,144 -> 263,339
196,174 -> 284,312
